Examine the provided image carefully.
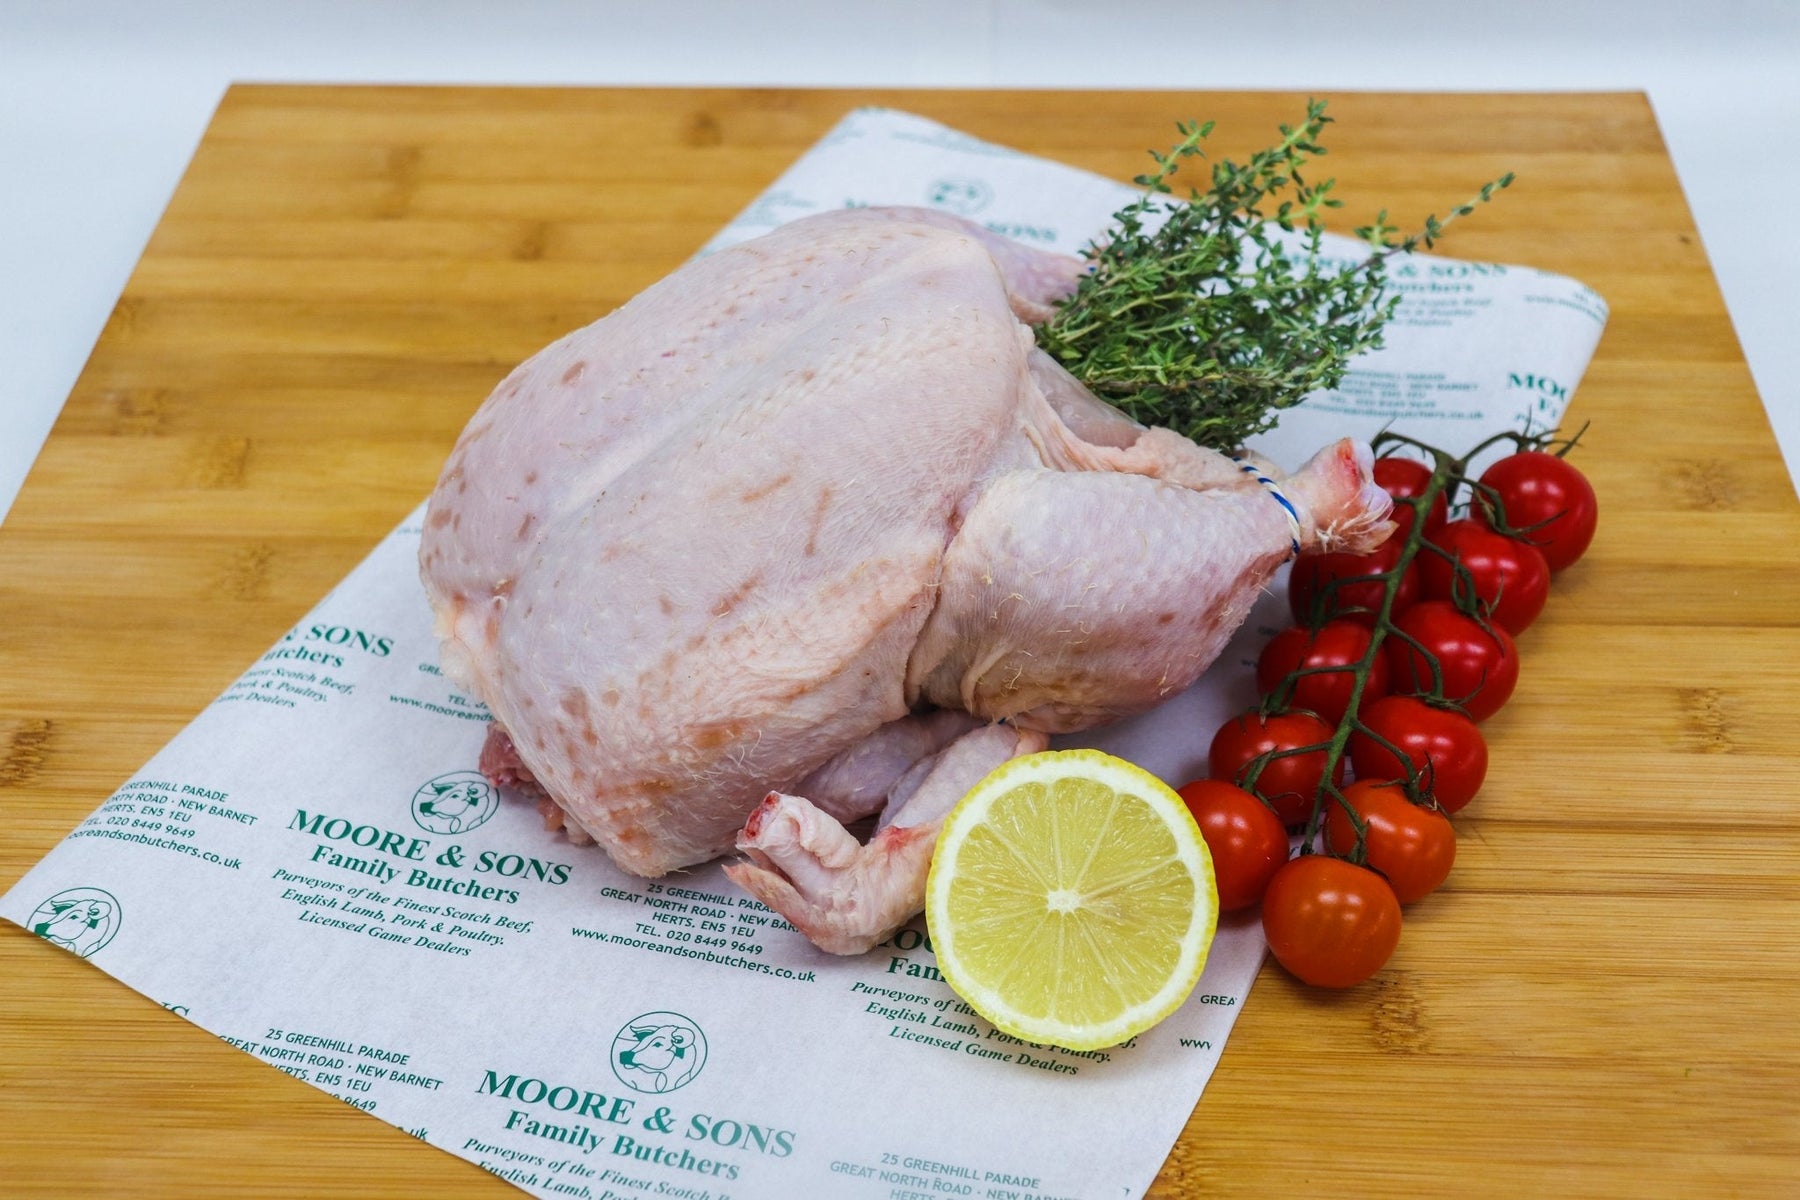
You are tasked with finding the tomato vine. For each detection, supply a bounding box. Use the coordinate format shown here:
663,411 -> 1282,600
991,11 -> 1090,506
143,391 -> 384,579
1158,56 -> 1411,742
1185,423 -> 1597,987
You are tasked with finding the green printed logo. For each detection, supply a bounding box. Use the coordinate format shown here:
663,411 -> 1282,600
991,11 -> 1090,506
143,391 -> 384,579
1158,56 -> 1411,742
29,887 -> 121,958
926,177 -> 993,216
411,771 -> 499,835
610,1011 -> 708,1094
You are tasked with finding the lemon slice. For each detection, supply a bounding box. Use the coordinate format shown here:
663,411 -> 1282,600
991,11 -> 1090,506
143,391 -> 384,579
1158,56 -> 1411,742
925,748 -> 1218,1051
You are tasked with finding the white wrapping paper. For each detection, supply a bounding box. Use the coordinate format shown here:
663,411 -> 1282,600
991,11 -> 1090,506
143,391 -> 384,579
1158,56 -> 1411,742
2,108 -> 1605,1200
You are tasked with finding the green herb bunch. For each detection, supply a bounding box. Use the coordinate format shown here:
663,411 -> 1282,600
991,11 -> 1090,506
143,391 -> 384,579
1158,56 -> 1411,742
1034,100 -> 1512,451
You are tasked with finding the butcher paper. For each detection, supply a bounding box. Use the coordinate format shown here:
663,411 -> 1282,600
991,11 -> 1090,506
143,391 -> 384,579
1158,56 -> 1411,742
1,107 -> 1606,1200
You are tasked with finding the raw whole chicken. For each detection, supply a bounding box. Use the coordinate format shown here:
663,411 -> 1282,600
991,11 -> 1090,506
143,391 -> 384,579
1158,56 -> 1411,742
419,206 -> 1392,954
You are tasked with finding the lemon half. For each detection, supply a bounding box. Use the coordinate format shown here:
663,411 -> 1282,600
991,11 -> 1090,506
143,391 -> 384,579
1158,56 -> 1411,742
925,749 -> 1218,1051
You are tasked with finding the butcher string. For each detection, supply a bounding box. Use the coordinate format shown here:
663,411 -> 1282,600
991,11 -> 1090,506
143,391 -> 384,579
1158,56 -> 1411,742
1229,455 -> 1303,559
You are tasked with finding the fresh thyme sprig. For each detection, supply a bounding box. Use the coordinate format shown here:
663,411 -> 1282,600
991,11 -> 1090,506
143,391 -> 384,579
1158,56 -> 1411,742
1035,101 -> 1514,451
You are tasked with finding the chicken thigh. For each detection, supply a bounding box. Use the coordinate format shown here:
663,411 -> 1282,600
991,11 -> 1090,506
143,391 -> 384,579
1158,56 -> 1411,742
419,206 -> 1392,954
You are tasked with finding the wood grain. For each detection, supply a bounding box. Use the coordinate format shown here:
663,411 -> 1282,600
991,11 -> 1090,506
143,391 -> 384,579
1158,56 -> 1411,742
2,85 -> 1797,1198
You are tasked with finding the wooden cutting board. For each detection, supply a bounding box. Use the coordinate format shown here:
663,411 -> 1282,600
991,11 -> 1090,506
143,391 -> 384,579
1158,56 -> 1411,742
2,85 -> 1797,1197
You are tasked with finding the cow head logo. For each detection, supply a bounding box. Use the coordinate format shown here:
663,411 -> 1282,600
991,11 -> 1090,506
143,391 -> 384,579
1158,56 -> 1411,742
29,887 -> 121,958
610,1011 -> 708,1094
411,771 -> 499,835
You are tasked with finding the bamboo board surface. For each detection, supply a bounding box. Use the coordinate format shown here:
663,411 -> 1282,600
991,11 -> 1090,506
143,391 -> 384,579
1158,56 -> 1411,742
2,85 -> 1798,1197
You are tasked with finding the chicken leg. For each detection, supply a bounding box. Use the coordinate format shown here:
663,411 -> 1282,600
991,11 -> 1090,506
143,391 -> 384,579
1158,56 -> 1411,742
726,722 -> 1047,954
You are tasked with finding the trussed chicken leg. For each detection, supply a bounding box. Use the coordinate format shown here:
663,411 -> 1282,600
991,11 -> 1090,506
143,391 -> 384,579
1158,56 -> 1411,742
725,438 -> 1388,953
726,723 -> 1048,954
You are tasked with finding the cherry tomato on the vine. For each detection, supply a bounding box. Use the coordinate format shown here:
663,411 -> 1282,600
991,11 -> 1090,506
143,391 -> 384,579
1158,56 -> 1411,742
1178,780 -> 1290,912
1387,600 -> 1519,721
1419,519 -> 1551,634
1255,620 -> 1390,725
1208,710 -> 1344,827
1324,780 -> 1456,904
1373,456 -> 1448,541
1261,855 -> 1403,988
1349,695 -> 1488,813
1288,539 -> 1419,628
1474,450 -> 1598,572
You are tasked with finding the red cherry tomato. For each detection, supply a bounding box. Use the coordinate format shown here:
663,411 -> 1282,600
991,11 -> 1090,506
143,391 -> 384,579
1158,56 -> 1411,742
1373,456 -> 1447,541
1256,620 -> 1390,725
1419,519 -> 1552,634
1288,539 -> 1419,628
1208,710 -> 1344,827
1349,695 -> 1489,813
1178,780 -> 1290,912
1386,601 -> 1519,721
1261,855 -> 1402,988
1324,780 -> 1456,904
1474,450 -> 1598,572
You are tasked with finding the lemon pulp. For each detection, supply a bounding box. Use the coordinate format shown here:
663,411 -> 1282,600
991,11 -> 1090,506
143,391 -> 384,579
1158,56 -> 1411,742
925,749 -> 1218,1051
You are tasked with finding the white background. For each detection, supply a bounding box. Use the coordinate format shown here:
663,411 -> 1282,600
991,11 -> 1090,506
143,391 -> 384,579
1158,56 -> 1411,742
4,0 -> 1796,525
